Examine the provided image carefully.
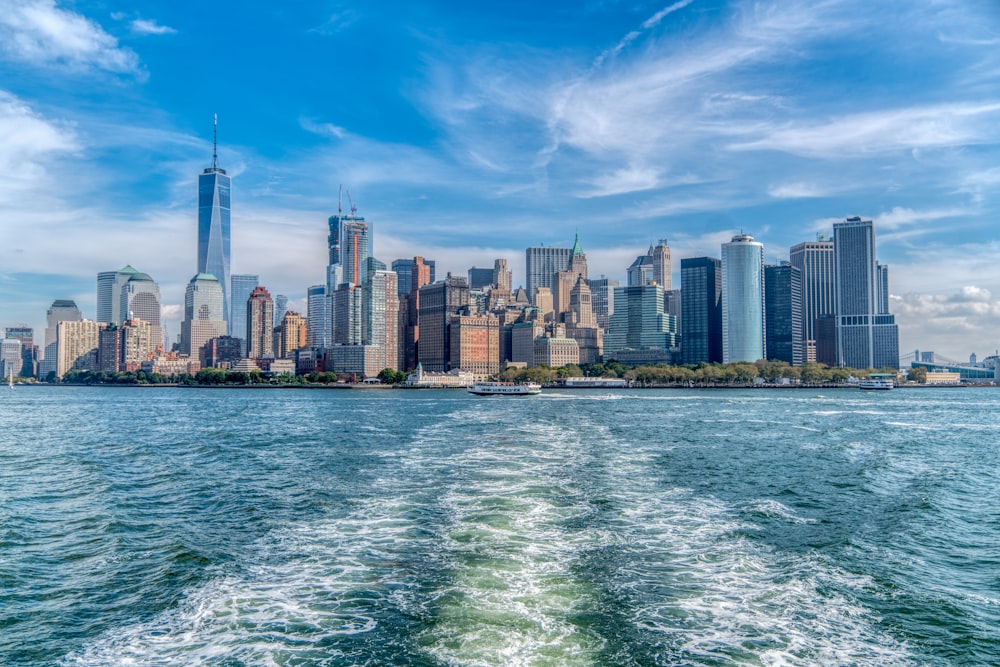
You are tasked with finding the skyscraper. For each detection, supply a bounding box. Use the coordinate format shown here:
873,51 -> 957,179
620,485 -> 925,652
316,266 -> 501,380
180,274 -> 226,357
403,256 -> 434,370
307,284 -> 330,348
525,245 -> 571,305
230,274 -> 259,355
680,257 -> 722,365
721,234 -> 765,364
417,275 -> 470,371
5,326 -> 35,377
764,263 -> 804,365
278,311 -> 308,359
56,319 -> 103,378
554,234 -> 588,321
97,265 -> 139,324
364,270 -> 399,371
342,220 -> 370,287
198,116 -> 232,334
833,217 -> 899,369
246,286 -> 274,360
119,272 -> 163,351
274,294 -> 288,327
603,284 -> 677,358
790,237 -> 835,363
652,240 -> 672,290
41,299 -> 82,378
587,277 -> 619,331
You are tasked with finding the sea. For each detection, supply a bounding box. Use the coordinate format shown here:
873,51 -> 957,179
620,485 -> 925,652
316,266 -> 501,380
1,385 -> 998,666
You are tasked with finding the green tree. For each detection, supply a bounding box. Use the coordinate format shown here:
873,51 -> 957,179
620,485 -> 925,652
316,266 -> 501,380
907,366 -> 927,383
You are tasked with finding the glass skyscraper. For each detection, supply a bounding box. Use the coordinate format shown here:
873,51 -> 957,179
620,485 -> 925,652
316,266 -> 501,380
721,234 -> 765,363
789,237 -> 835,362
764,263 -> 803,365
230,274 -> 259,356
198,119 -> 231,334
525,246 -> 571,304
680,257 -> 722,365
833,217 -> 899,369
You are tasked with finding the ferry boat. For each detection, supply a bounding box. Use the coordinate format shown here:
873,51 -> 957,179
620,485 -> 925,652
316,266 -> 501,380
858,378 -> 894,390
467,381 -> 542,396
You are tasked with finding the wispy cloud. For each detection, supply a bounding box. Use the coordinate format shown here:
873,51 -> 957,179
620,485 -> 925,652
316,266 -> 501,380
130,18 -> 176,36
874,205 -> 972,231
310,9 -> 359,35
0,0 -> 140,74
729,102 -> 1000,158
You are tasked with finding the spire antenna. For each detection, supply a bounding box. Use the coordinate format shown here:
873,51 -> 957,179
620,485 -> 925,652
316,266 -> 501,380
212,114 -> 218,169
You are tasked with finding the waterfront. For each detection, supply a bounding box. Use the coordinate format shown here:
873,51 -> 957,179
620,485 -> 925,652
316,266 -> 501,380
1,387 -> 998,665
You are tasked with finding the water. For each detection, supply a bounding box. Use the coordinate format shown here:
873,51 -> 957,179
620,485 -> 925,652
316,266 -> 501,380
1,386 -> 998,665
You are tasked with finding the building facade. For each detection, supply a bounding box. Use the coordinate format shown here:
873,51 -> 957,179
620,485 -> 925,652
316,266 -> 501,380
246,286 -> 275,360
230,274 -> 259,354
833,217 -> 899,369
721,234 -> 765,364
789,237 -> 835,363
604,284 -> 678,359
197,122 -> 232,334
764,263 -> 804,365
680,257 -> 722,365
417,275 -> 470,371
97,265 -> 140,324
180,274 -> 227,357
119,272 -> 163,352
525,246 -> 571,306
41,299 -> 82,378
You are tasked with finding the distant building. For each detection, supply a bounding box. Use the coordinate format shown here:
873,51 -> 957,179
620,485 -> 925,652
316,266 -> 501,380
41,299 -> 82,378
604,284 -> 678,359
96,265 -> 140,324
5,326 -> 35,377
198,118 -> 232,334
403,364 -> 474,387
202,335 -> 242,368
450,314 -> 500,378
364,270 -> 399,371
534,332 -> 580,368
834,217 -> 899,369
417,275 -> 470,371
2,337 -> 23,378
764,263 -> 804,365
180,274 -> 227,357
119,271 -> 163,351
525,245 -> 571,306
247,286 -> 275,360
587,277 -> 619,331
278,311 -> 308,359
721,234 -> 765,364
680,257 -> 722,365
306,284 -> 330,348
402,256 -> 434,371
790,237 -> 834,363
467,267 -> 495,290
231,274 -> 259,355
56,319 -> 103,378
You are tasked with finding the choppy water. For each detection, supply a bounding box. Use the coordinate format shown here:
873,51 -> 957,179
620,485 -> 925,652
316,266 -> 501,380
1,386 -> 998,665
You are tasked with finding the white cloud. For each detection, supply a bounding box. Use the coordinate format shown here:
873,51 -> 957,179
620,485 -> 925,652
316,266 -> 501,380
874,206 -> 972,231
299,118 -> 347,140
0,90 -> 78,203
729,102 -> 1000,158
130,19 -> 176,36
0,0 -> 140,74
767,182 -> 827,199
580,165 -> 661,198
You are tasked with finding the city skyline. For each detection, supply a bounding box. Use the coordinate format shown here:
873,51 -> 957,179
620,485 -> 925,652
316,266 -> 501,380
1,1 -> 999,360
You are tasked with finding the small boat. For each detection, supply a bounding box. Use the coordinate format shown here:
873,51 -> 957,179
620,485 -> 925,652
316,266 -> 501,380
468,381 -> 542,396
858,378 -> 894,390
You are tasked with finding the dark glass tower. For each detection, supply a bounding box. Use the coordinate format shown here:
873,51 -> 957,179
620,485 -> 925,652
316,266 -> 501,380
764,262 -> 804,365
198,116 -> 232,334
680,257 -> 723,365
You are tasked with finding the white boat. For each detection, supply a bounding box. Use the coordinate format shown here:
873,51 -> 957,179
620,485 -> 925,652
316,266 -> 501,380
858,378 -> 894,390
468,381 -> 542,396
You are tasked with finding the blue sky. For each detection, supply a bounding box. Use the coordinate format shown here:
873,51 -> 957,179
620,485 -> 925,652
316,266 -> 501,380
1,0 -> 999,361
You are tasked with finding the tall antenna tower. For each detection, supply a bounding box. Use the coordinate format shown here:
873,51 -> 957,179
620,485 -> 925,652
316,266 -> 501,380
212,113 -> 218,170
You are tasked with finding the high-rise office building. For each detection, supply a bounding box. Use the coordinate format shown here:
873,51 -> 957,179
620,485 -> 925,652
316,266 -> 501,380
198,117 -> 232,334
41,299 -> 82,378
180,274 -> 227,357
680,257 -> 722,365
525,245 -> 571,305
652,240 -> 672,290
5,326 -> 35,377
97,265 -> 139,324
246,286 -> 274,360
764,263 -> 804,365
274,295 -> 288,327
403,257 -> 434,370
554,234 -> 588,320
587,277 -> 619,331
627,246 -> 654,287
565,276 -> 603,364
119,272 -> 163,351
721,234 -> 765,363
603,284 -> 678,359
789,237 -> 835,363
468,267 -> 494,290
230,274 -> 259,355
331,285 -> 363,346
833,217 -> 899,369
307,284 -> 330,348
450,314 -> 500,377
2,337 -> 23,378
494,258 -> 512,294
417,275 -> 470,371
